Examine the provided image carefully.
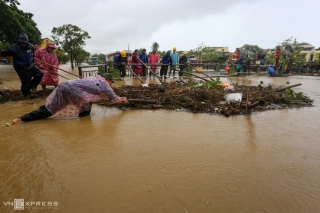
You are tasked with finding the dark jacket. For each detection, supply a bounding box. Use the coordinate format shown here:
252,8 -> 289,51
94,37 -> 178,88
179,56 -> 188,69
0,43 -> 35,68
139,53 -> 148,64
116,55 -> 128,67
162,55 -> 172,65
113,53 -> 119,68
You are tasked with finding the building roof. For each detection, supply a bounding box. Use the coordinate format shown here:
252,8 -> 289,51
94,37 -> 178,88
301,47 -> 314,51
299,42 -> 311,46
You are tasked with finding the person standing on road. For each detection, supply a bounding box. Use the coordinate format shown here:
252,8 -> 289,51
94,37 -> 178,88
160,51 -> 172,79
148,49 -> 160,77
34,42 -> 59,89
169,47 -> 179,78
139,49 -> 148,77
0,33 -> 43,96
116,51 -> 128,79
131,49 -> 142,76
113,51 -> 120,69
178,51 -> 188,77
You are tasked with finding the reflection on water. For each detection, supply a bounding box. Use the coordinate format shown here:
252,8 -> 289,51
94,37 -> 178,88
1,64 -> 320,212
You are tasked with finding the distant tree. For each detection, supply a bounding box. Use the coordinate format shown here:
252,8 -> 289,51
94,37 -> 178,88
55,49 -> 69,64
266,37 -> 305,65
189,42 -> 206,62
151,42 -> 159,51
189,42 -> 222,63
281,37 -> 304,65
91,53 -> 106,64
51,24 -> 91,69
0,0 -> 41,44
157,50 -> 167,59
74,48 -> 90,65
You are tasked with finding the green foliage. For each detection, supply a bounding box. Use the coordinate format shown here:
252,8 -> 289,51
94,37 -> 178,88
257,81 -> 264,89
266,55 -> 275,64
55,50 -> 69,63
197,77 -> 223,90
91,53 -> 106,63
157,50 -> 167,58
229,63 -> 235,74
281,37 -> 305,64
0,41 -> 10,49
2,0 -> 19,6
151,42 -> 159,51
74,48 -> 90,64
285,81 -> 290,85
188,42 -> 222,63
51,24 -> 90,69
256,65 -> 261,73
0,0 -> 41,44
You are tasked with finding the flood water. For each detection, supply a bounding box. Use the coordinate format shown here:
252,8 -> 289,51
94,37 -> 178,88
1,64 -> 320,213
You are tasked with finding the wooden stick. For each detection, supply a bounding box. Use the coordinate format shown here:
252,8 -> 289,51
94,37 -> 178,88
34,58 -> 82,78
33,58 -> 70,79
187,64 -> 215,81
127,99 -> 156,104
137,58 -> 163,83
58,74 -> 70,80
125,65 -> 146,84
179,71 -> 209,81
272,83 -> 302,92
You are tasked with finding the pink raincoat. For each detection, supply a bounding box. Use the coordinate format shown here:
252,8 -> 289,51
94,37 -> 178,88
45,75 -> 122,118
148,53 -> 160,73
131,52 -> 142,75
35,42 -> 59,87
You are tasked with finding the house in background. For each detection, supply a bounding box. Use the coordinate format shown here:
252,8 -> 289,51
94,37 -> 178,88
40,38 -> 54,48
299,42 -> 315,62
314,47 -> 320,62
209,46 -> 229,53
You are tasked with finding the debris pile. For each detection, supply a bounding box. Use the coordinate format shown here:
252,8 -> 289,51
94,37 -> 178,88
0,89 -> 53,102
100,81 -> 313,116
0,81 -> 314,116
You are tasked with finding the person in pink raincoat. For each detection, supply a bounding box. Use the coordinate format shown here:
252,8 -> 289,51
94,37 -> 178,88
11,73 -> 129,124
131,49 -> 142,76
148,49 -> 160,77
35,42 -> 59,89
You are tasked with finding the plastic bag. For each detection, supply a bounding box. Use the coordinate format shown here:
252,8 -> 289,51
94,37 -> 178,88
224,93 -> 242,103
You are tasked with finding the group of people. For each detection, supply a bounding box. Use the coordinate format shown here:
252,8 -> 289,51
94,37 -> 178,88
267,61 -> 290,75
1,33 -> 129,125
112,47 -> 190,79
0,33 -> 60,96
234,57 -> 255,73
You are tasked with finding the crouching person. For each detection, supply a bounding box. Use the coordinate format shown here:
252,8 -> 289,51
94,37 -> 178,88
11,73 -> 128,124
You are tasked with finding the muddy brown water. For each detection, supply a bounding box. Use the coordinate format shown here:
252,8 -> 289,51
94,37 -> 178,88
1,64 -> 320,212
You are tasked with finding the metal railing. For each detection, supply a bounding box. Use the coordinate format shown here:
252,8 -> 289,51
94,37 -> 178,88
78,64 -> 108,78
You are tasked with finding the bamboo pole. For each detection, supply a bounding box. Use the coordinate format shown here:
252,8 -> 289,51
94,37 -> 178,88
179,71 -> 209,81
137,58 -> 163,83
34,58 -> 82,78
125,65 -> 146,85
272,83 -> 302,92
187,64 -> 215,81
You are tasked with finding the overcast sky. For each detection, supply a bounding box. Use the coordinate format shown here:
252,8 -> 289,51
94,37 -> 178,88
19,0 -> 320,55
